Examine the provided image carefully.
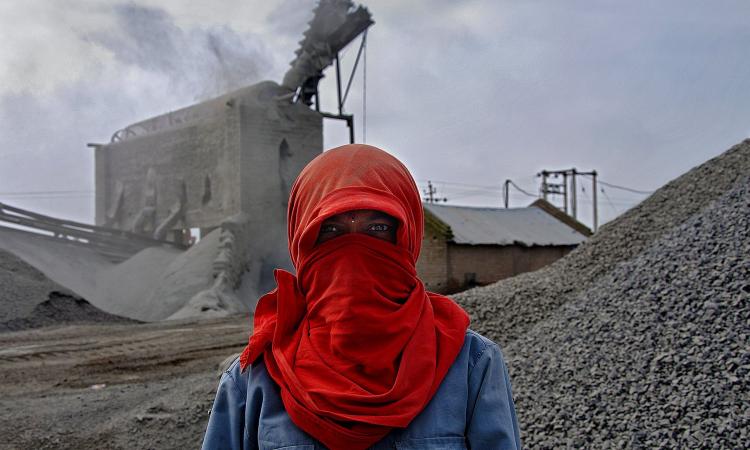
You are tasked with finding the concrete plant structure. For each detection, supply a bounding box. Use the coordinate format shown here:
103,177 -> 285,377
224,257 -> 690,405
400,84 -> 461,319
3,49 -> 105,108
0,0 -> 374,321
89,0 -> 373,314
94,81 -> 322,274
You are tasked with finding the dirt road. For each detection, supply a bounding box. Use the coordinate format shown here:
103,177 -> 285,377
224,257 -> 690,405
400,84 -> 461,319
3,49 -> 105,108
0,316 -> 250,449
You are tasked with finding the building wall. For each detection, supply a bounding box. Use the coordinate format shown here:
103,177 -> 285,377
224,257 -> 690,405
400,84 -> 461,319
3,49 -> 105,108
95,101 -> 241,230
446,244 -> 574,292
416,223 -> 449,293
418,225 -> 577,294
238,94 -> 322,224
238,87 -> 322,278
94,81 -> 322,238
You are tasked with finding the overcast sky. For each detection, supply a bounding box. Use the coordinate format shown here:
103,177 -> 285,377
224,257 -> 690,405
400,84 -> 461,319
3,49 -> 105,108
1,0 -> 749,230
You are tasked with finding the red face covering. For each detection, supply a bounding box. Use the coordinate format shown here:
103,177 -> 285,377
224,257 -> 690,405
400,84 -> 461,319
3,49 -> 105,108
239,144 -> 470,450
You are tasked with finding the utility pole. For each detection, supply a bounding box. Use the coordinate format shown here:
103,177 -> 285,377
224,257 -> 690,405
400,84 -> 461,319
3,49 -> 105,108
538,170 -> 565,203
538,167 -> 597,231
422,181 -> 448,204
425,181 -> 435,203
570,168 -> 578,220
503,179 -> 510,208
591,170 -> 598,232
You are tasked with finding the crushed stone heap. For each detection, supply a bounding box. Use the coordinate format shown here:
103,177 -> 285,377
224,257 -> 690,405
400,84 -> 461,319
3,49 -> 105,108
0,250 -> 134,332
0,248 -> 64,323
453,139 -> 750,448
1,291 -> 138,333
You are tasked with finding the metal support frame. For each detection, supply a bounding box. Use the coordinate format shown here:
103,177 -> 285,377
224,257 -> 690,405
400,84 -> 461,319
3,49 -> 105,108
316,31 -> 368,145
320,112 -> 355,144
295,27 -> 368,144
0,201 -> 187,262
340,30 -> 368,110
335,55 -> 343,115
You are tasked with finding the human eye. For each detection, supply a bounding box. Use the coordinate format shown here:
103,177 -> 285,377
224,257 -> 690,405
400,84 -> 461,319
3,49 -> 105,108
367,223 -> 391,232
320,223 -> 340,233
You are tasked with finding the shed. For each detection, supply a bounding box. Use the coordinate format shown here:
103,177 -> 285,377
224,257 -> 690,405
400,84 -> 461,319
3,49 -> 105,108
417,199 -> 591,293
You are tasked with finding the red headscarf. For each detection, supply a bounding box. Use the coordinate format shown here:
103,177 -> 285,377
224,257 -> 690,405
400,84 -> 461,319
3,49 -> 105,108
239,144 -> 469,450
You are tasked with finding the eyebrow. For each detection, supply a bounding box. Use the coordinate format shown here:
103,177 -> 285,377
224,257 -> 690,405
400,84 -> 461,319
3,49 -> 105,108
320,212 -> 397,223
367,213 -> 396,220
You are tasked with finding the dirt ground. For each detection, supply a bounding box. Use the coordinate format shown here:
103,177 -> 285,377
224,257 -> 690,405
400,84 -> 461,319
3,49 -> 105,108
0,315 -> 251,450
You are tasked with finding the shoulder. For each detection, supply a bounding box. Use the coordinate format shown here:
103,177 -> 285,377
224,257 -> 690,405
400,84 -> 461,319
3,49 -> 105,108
462,329 -> 504,369
216,355 -> 248,398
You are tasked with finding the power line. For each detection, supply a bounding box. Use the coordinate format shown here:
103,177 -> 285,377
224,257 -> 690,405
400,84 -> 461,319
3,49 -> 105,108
599,180 -> 654,195
508,180 -> 536,197
447,189 -> 500,200
434,185 -> 499,194
600,187 -> 619,215
0,190 -> 93,195
579,182 -> 592,213
1,196 -> 93,201
418,179 -> 539,208
417,179 -> 537,194
0,190 -> 94,200
579,174 -> 654,195
417,179 -> 499,190
580,182 -> 634,205
420,182 -> 534,193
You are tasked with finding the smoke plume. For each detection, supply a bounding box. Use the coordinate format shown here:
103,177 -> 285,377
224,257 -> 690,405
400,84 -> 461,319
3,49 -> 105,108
0,3 -> 275,222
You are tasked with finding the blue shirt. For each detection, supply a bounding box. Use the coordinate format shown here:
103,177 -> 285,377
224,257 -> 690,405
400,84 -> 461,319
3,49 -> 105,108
202,330 -> 522,449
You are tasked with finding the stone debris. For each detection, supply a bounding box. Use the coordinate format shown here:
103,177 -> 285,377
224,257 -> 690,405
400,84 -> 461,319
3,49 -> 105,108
0,249 -> 133,332
453,139 -> 750,448
0,248 -> 67,323
0,291 -> 137,333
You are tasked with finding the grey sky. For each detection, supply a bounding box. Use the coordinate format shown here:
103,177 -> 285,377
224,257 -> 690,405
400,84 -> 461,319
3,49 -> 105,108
1,0 -> 749,229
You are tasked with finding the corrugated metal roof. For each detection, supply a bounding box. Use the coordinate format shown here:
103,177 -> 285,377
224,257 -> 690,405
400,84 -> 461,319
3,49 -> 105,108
423,203 -> 587,246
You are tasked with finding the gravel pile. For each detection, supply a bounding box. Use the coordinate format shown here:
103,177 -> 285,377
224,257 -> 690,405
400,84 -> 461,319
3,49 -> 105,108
509,177 -> 749,448
0,291 -> 138,332
453,139 -> 750,346
0,249 -> 136,332
0,248 -> 71,323
452,139 -> 750,448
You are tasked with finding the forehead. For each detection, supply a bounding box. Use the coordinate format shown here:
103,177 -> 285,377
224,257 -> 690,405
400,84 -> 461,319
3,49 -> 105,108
322,209 -> 397,222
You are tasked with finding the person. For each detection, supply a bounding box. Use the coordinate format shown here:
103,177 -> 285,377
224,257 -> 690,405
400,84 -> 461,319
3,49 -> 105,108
202,144 -> 521,450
